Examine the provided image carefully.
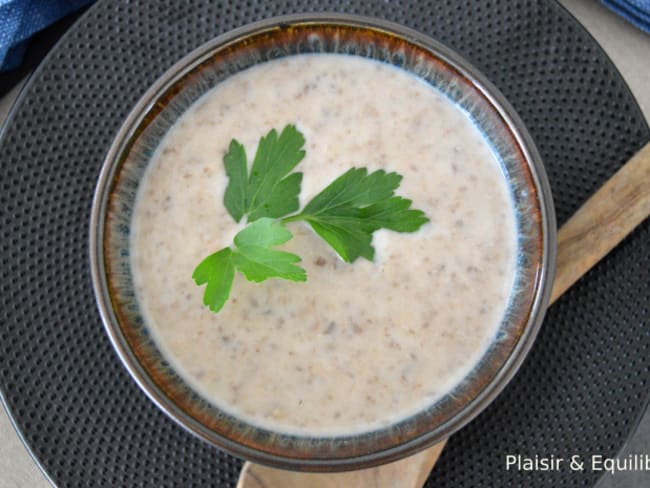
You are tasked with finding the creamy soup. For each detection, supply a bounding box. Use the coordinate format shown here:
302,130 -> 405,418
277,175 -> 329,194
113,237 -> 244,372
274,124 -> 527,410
130,54 -> 517,435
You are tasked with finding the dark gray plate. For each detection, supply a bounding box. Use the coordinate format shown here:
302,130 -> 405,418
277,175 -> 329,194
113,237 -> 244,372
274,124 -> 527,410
0,1 -> 648,486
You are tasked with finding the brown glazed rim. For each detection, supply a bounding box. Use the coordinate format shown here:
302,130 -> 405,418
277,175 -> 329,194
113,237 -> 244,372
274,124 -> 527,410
90,13 -> 556,471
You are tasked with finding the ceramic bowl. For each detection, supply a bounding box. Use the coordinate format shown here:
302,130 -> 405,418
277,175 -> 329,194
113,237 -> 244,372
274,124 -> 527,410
90,13 -> 555,471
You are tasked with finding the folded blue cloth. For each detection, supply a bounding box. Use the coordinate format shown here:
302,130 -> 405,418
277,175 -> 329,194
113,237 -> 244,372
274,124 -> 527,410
602,0 -> 650,33
0,0 -> 95,71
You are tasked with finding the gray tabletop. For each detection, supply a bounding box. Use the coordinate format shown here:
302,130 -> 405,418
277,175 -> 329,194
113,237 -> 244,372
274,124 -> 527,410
1,1 -> 648,486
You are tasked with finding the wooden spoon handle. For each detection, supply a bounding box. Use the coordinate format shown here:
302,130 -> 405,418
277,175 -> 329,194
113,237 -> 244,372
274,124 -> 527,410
237,141 -> 650,488
551,141 -> 650,302
237,442 -> 446,488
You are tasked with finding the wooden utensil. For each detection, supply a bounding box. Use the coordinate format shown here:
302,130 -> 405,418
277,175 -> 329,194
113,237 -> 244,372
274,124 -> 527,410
238,141 -> 650,488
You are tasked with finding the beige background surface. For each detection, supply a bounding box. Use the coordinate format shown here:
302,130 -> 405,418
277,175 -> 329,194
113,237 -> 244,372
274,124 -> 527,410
1,1 -> 649,486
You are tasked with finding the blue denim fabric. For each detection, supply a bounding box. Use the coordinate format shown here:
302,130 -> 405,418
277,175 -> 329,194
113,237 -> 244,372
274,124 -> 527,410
0,0 -> 95,71
602,0 -> 650,33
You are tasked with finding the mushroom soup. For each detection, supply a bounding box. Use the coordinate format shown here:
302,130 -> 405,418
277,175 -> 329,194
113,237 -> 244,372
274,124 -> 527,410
130,54 -> 517,435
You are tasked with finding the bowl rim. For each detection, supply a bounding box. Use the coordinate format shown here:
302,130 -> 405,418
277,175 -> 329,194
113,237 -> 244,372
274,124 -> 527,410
89,12 -> 556,471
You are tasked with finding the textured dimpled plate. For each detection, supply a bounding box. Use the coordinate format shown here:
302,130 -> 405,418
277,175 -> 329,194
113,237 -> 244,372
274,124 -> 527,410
0,1 -> 648,487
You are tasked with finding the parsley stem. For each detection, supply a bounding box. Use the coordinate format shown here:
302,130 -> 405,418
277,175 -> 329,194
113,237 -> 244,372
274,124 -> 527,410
280,214 -> 304,224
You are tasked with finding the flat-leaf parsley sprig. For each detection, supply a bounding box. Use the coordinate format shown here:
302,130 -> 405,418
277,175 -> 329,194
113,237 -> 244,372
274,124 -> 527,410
193,218 -> 305,313
223,124 -> 305,223
193,124 -> 429,313
282,167 -> 429,262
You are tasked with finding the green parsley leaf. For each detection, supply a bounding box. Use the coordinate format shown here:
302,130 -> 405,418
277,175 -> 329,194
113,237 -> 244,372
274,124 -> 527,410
231,218 -> 307,283
223,124 -> 305,223
192,218 -> 306,313
192,248 -> 235,313
285,168 -> 429,262
222,140 -> 248,223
